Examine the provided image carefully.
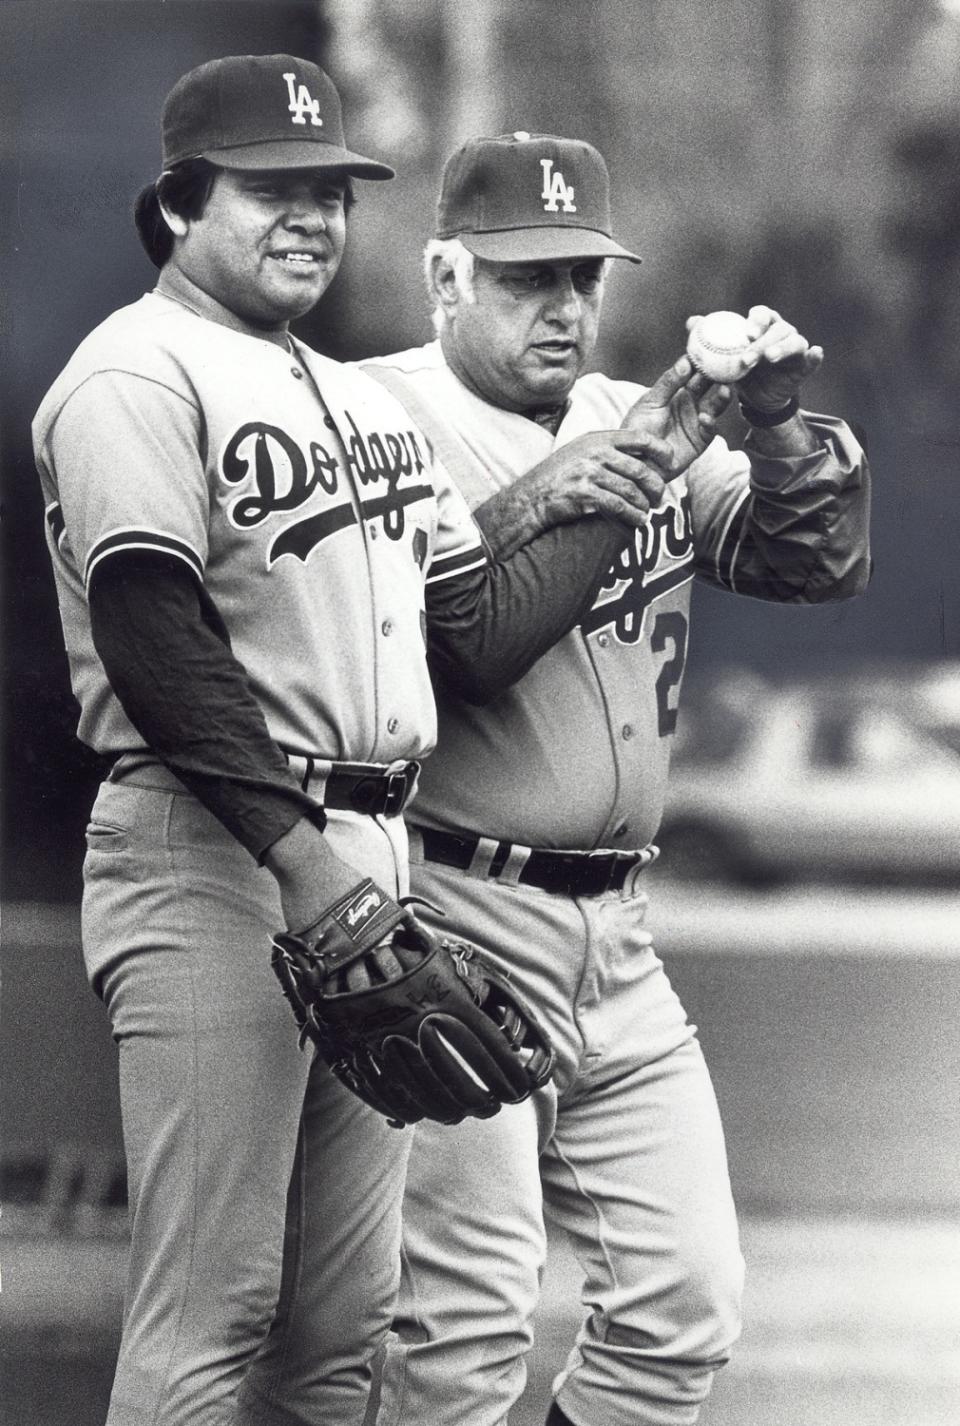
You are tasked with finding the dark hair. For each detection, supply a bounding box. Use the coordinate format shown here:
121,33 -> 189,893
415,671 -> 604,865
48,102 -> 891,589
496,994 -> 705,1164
133,159 -> 358,269
134,158 -> 218,268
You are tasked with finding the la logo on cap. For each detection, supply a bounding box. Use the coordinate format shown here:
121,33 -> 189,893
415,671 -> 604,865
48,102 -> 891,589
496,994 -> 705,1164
540,158 -> 576,214
283,71 -> 323,127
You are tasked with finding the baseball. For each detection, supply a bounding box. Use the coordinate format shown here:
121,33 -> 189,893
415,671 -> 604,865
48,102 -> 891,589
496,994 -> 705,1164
686,311 -> 753,383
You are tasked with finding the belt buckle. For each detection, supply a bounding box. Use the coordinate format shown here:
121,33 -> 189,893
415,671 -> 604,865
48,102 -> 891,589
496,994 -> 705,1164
382,761 -> 419,817
587,851 -> 619,896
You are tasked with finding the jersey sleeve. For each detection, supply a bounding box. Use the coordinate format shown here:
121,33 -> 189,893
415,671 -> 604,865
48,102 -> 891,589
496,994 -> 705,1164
423,452 -> 489,586
687,413 -> 871,603
46,369 -> 210,591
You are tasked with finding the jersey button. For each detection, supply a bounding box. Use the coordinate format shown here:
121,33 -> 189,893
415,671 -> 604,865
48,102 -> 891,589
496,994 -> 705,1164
291,367 -> 303,379
613,821 -> 629,838
381,619 -> 393,636
324,415 -> 336,428
387,717 -> 400,734
369,525 -> 379,540
597,633 -> 609,648
622,723 -> 634,740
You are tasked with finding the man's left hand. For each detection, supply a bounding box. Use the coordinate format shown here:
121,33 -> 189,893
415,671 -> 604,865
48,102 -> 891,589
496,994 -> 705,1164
620,357 -> 732,477
690,305 -> 824,413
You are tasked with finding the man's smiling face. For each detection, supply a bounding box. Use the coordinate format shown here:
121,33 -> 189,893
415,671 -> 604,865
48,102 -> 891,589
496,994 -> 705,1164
168,166 -> 348,330
443,257 -> 606,413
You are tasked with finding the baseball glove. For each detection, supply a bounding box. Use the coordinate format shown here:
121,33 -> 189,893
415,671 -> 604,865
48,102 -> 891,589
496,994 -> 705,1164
271,878 -> 555,1128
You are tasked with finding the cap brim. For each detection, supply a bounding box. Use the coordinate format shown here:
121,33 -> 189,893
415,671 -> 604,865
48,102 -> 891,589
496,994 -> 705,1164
203,139 -> 394,179
459,227 -> 641,264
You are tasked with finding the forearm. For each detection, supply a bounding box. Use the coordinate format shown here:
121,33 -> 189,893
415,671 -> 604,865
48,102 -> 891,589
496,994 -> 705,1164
427,513 -> 628,702
700,413 -> 871,603
88,554 -> 326,861
472,474 -> 560,560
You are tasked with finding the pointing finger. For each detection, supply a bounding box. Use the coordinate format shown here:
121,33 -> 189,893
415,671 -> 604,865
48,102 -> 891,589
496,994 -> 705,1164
636,354 -> 695,406
620,357 -> 693,427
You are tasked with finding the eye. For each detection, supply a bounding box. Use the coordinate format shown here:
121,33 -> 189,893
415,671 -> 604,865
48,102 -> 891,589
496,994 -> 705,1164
574,266 -> 604,293
503,269 -> 550,292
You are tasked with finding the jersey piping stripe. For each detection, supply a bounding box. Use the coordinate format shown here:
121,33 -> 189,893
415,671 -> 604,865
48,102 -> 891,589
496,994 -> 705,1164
45,501 -> 66,548
85,530 -> 204,588
425,543 -> 488,585
712,487 -> 751,592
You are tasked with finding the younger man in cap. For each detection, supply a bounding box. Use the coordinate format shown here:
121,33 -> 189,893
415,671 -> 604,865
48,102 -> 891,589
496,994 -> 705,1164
362,132 -> 871,1426
33,69 -> 668,1425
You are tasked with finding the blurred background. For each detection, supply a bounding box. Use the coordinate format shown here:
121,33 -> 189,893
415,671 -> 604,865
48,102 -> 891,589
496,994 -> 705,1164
1,1 -> 958,1423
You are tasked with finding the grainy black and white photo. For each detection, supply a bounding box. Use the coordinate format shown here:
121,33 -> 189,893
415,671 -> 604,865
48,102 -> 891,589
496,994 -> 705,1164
2,4 -> 958,1425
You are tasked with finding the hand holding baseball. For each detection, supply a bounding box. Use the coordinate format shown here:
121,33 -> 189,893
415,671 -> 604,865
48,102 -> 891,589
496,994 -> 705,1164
687,306 -> 823,412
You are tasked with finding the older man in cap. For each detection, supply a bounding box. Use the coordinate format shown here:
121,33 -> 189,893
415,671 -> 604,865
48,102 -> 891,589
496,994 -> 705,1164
32,65 -> 673,1425
362,131 -> 871,1426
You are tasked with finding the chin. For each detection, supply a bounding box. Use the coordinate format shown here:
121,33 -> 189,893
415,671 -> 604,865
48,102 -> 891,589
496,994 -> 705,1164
524,374 -> 576,405
259,296 -> 323,326
266,275 -> 331,320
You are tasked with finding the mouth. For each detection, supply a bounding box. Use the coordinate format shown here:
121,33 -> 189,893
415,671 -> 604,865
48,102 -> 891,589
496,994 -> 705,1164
269,250 -> 326,274
531,339 -> 578,362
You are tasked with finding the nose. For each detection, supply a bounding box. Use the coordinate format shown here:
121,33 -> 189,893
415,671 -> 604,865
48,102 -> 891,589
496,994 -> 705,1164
284,194 -> 326,234
544,277 -> 582,323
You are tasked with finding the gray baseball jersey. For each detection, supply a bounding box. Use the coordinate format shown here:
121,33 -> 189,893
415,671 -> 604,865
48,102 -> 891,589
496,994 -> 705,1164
33,294 -> 486,766
362,340 -> 869,850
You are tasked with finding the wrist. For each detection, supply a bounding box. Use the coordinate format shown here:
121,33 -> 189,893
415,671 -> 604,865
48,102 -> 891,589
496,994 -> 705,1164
744,408 -> 821,457
738,394 -> 800,427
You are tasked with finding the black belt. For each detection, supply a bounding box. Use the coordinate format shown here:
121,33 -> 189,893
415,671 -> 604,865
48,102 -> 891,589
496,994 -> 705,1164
416,824 -> 648,898
327,761 -> 420,816
107,752 -> 420,819
285,756 -> 420,817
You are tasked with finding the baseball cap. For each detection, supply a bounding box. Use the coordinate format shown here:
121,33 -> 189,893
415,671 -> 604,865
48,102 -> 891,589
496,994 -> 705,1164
436,132 -> 640,264
161,53 -> 394,178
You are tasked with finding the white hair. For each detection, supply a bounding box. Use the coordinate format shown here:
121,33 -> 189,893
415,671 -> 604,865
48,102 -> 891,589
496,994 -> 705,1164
423,236 -> 476,334
422,237 -> 610,334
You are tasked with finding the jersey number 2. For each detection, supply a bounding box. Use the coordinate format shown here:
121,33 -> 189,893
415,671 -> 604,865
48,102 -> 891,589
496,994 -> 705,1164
652,611 -> 688,737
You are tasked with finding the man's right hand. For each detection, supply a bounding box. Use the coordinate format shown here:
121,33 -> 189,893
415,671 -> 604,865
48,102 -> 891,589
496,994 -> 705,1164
264,815 -> 363,941
526,428 -> 677,529
472,428 -> 679,558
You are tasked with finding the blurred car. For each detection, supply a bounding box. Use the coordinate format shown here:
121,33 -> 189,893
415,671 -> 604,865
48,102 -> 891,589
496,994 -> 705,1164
657,673 -> 960,885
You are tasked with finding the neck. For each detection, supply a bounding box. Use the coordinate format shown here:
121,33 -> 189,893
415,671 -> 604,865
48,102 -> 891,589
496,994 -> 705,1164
157,264 -> 291,349
527,403 -> 566,435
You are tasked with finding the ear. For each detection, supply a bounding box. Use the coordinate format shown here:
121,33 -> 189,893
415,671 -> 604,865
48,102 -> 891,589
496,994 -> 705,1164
156,185 -> 188,240
429,253 -> 462,320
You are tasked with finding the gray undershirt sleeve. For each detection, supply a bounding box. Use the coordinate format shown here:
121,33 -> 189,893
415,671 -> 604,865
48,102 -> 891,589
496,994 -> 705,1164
426,512 -> 628,703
